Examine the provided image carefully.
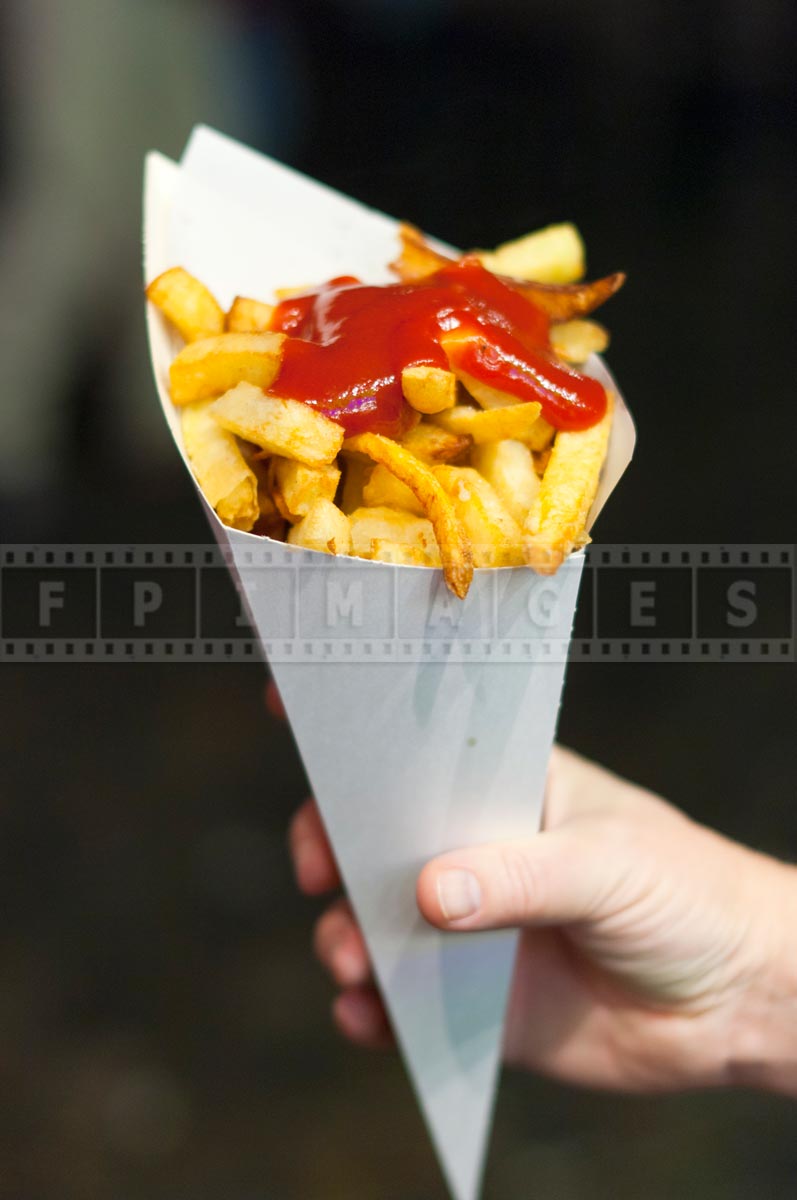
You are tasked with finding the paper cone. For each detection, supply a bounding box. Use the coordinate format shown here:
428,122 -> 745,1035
144,129 -> 635,1200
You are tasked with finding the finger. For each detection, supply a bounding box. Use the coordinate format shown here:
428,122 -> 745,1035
417,824 -> 612,931
313,899 -> 371,988
332,986 -> 394,1050
288,798 -> 341,895
543,743 -> 639,829
265,678 -> 286,721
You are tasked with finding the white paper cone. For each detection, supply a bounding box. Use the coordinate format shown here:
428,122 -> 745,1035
144,130 -> 635,1200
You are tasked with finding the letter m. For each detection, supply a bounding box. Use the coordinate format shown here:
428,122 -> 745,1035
326,580 -> 363,628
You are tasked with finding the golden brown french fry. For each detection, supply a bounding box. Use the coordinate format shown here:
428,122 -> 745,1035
169,332 -> 285,405
533,447 -> 552,476
527,419 -> 556,453
434,465 -> 524,568
430,401 -> 542,445
514,273 -> 626,321
349,506 -> 441,562
147,267 -> 225,343
399,422 -> 471,464
344,432 -> 473,598
226,296 -> 275,333
470,440 -> 540,525
273,457 -> 341,520
181,399 -> 259,531
362,463 -> 426,516
389,223 -> 451,281
524,393 -> 614,574
477,223 -> 585,284
401,365 -> 457,414
286,498 -> 352,555
212,382 -> 344,466
390,225 -> 625,319
550,319 -> 609,364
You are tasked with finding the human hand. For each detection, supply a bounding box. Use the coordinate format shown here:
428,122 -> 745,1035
278,685 -> 797,1094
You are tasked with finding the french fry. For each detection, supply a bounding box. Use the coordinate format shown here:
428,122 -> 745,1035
339,453 -> 369,514
434,465 -> 524,568
344,433 -> 473,598
147,267 -> 225,343
169,332 -> 285,405
389,223 -> 451,281
476,223 -> 585,284
533,447 -> 552,476
399,422 -> 471,464
362,463 -> 426,516
273,457 -> 341,520
389,225 -> 624,319
273,284 -> 313,300
507,274 -> 625,321
181,399 -> 259,531
401,365 -> 457,414
368,539 -> 442,568
551,319 -> 609,364
212,382 -> 344,466
430,401 -> 542,445
524,393 -> 614,574
286,498 -> 352,555
350,506 -> 441,563
226,296 -> 275,333
470,440 -> 540,525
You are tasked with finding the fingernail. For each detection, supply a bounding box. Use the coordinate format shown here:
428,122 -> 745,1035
437,869 -> 481,921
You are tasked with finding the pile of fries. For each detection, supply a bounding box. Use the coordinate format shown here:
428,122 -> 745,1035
147,223 -> 622,598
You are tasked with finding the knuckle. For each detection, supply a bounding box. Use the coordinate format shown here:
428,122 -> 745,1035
494,844 -> 543,917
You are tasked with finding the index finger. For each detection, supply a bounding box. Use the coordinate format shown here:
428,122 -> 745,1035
288,797 -> 341,895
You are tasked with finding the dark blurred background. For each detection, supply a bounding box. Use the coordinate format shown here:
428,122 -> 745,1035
0,1 -> 795,1196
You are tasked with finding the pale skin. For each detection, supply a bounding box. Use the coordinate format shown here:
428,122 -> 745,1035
269,681 -> 797,1097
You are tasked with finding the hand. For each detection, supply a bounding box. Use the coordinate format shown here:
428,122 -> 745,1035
278,682 -> 797,1094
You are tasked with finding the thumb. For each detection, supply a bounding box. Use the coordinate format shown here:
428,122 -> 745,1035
416,827 -> 615,931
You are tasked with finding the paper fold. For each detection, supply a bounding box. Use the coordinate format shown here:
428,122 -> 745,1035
144,130 -> 634,1200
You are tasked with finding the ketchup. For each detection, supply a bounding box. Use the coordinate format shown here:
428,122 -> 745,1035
267,258 -> 606,437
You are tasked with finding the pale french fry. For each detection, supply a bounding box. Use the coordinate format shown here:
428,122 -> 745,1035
362,463 -> 425,516
430,401 -> 542,445
368,539 -> 442,568
551,319 -> 609,364
286,498 -> 352,555
147,267 -> 225,343
212,382 -> 344,466
470,440 -> 540,525
350,506 -> 441,563
434,465 -> 524,568
273,284 -> 313,300
524,393 -> 614,574
399,422 -> 471,464
476,223 -> 585,284
401,365 -> 457,414
226,296 -> 275,333
169,332 -> 285,405
339,453 -> 370,515
273,457 -> 341,520
180,399 -> 258,531
344,433 -> 473,598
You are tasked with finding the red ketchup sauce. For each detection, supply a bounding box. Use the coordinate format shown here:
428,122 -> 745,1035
267,257 -> 606,437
